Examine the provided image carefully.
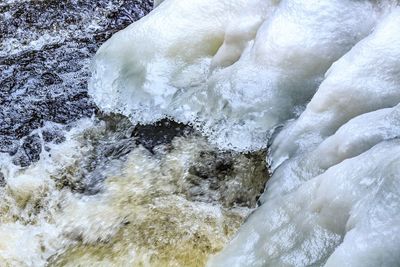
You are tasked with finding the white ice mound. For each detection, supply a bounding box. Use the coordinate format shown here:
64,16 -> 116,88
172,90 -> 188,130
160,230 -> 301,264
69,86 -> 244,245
271,8 -> 400,166
262,104 -> 400,203
89,0 -> 278,125
211,6 -> 400,267
208,140 -> 400,267
89,0 -> 380,150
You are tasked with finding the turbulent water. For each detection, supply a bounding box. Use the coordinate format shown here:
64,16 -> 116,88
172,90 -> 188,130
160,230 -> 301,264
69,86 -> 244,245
2,0 -> 400,266
0,0 -> 152,165
0,1 -> 267,266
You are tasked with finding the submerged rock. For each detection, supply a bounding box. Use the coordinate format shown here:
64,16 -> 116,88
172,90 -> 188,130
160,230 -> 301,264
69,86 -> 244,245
132,118 -> 193,152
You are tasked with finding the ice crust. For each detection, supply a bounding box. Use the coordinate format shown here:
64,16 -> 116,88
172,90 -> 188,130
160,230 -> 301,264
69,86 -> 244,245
90,0 -> 381,150
89,1 -> 400,266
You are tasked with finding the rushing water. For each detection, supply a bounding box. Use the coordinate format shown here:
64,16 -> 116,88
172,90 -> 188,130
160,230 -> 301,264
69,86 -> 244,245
0,1 -> 268,266
0,0 -> 152,164
0,117 -> 268,266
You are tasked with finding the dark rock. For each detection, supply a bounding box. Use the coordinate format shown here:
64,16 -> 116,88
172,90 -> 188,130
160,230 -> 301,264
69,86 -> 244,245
189,151 -> 234,179
132,118 -> 193,152
186,150 -> 268,208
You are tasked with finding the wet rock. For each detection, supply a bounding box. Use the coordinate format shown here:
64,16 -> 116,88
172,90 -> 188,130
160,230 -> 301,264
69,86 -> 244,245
132,118 -> 193,152
186,149 -> 268,208
189,151 -> 234,179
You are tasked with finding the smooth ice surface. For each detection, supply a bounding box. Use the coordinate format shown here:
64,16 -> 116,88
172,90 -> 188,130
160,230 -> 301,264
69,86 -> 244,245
271,8 -> 400,167
90,0 -> 381,150
262,104 -> 400,202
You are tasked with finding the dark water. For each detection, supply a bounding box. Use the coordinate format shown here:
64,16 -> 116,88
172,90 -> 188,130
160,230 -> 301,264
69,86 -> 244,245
0,0 -> 153,166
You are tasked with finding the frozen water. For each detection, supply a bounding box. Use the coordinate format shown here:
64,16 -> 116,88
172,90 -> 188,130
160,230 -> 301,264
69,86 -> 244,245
90,0 -> 382,150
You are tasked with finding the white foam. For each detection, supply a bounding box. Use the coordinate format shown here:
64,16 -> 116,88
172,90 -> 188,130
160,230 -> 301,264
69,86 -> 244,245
0,119 -> 96,266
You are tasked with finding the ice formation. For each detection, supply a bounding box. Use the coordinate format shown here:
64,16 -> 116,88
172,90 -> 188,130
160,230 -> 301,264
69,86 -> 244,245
90,0 -> 279,151
271,7 -> 400,166
88,0 -> 400,266
90,0 -> 383,150
209,4 -> 400,267
262,104 -> 400,202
